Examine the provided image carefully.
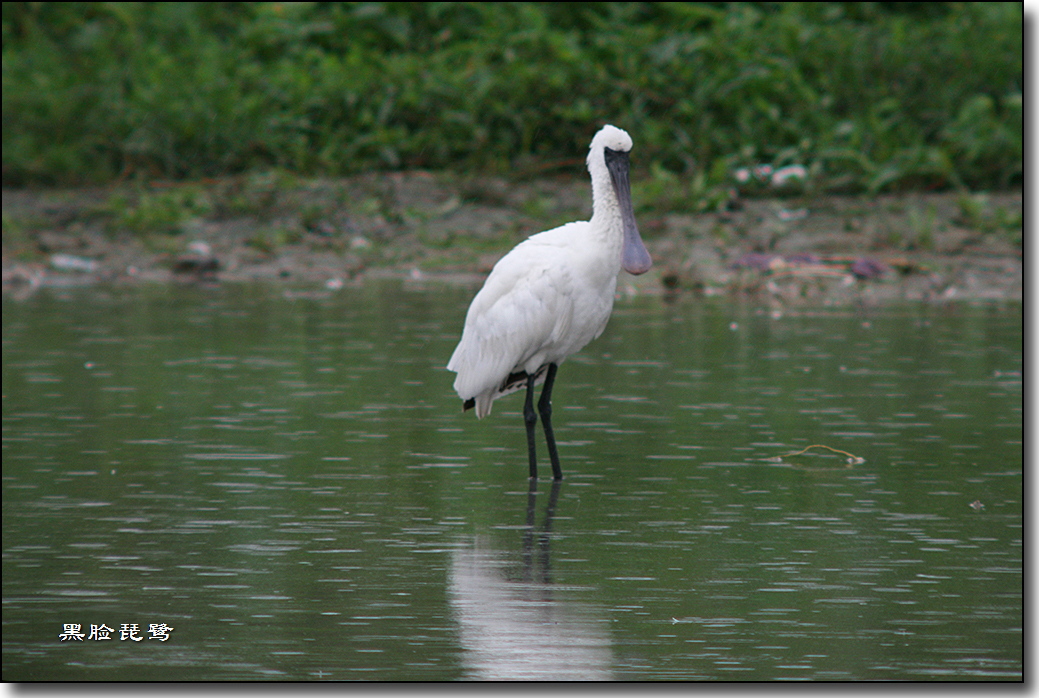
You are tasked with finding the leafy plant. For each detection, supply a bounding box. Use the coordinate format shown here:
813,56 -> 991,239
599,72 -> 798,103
103,185 -> 212,236
2,2 -> 1022,193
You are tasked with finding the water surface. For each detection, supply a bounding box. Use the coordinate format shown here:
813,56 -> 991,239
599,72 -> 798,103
2,282 -> 1022,680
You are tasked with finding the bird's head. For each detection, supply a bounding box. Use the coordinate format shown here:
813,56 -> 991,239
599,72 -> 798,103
586,125 -> 651,275
587,125 -> 633,168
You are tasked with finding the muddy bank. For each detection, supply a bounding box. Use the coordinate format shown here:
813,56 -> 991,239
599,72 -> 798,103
1,173 -> 1021,305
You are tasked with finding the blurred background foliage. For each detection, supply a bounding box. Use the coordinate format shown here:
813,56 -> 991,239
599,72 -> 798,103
1,2 -> 1023,192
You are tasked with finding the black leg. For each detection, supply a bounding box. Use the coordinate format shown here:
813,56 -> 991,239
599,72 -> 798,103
538,363 -> 562,480
524,372 -> 539,479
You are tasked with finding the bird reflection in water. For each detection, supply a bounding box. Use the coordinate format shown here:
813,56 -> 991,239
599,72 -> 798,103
448,481 -> 615,681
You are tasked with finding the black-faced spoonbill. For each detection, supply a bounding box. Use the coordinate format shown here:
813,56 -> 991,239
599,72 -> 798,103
447,124 -> 652,480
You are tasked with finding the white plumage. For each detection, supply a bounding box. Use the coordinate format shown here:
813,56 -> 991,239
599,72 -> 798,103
446,125 -> 651,479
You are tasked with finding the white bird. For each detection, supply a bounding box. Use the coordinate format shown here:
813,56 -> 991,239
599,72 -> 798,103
446,124 -> 652,480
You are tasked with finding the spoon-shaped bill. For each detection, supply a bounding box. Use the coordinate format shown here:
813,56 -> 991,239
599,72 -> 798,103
604,147 -> 652,275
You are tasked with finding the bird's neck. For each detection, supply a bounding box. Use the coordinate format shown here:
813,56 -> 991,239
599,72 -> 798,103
589,177 -> 625,255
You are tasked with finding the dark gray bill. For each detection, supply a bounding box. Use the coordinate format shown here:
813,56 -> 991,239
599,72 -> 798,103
604,147 -> 652,275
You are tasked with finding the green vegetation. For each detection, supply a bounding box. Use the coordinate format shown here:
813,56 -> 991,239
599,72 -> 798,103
2,2 -> 1022,194
101,184 -> 212,235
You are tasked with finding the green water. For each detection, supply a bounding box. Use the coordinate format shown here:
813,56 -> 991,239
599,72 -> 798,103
2,281 -> 1022,680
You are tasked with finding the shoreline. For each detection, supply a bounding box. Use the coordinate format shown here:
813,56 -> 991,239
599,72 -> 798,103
2,175 -> 1022,306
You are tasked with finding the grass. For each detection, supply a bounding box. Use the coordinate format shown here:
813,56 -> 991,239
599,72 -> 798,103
101,185 -> 213,236
1,2 -> 1022,197
955,192 -> 1023,246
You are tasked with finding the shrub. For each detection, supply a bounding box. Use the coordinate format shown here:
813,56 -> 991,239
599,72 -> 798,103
1,2 -> 1022,192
